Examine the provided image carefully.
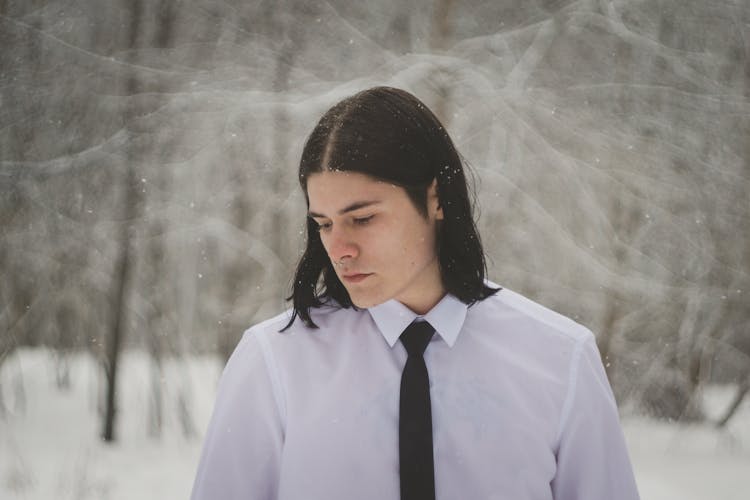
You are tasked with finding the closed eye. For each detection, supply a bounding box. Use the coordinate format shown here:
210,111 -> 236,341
314,220 -> 331,232
311,215 -> 374,232
354,215 -> 374,225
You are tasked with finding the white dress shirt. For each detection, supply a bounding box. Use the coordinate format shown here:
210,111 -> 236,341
190,282 -> 640,500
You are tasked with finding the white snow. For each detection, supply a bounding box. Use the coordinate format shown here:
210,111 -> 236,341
1,348 -> 748,499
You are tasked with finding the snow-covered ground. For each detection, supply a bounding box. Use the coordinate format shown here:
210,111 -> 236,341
1,348 -> 748,499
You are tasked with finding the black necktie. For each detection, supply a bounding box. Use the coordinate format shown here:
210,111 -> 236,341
399,320 -> 436,500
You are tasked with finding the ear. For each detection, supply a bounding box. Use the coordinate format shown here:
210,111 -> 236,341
428,178 -> 444,220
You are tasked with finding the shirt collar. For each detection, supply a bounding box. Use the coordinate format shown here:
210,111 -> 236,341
367,293 -> 468,348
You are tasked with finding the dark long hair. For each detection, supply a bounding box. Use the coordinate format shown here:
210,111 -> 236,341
282,86 -> 499,330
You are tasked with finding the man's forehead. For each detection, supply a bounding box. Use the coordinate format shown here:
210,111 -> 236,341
308,199 -> 383,218
308,172 -> 398,196
306,172 -> 401,216
308,169 -> 396,184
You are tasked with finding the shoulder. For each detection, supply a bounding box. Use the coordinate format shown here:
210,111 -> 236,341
471,280 -> 594,346
240,301 -> 363,345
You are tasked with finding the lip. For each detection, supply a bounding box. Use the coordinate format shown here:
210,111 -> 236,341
341,273 -> 373,283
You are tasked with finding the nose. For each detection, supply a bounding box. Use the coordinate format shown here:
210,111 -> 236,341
324,226 -> 359,264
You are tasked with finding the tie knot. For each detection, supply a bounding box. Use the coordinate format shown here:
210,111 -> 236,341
400,320 -> 435,357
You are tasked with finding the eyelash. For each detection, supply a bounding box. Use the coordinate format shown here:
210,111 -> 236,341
315,215 -> 374,232
354,215 -> 374,225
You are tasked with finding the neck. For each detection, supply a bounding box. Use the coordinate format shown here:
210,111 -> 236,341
406,290 -> 447,315
397,263 -> 446,315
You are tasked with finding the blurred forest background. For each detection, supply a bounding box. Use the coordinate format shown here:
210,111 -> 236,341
1,0 -> 749,479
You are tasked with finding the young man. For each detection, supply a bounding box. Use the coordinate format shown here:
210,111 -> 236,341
191,86 -> 640,499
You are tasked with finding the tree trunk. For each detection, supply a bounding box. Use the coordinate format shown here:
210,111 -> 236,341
101,0 -> 144,442
716,377 -> 750,428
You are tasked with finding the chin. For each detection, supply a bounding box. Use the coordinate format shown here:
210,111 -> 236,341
347,292 -> 383,309
350,296 -> 374,309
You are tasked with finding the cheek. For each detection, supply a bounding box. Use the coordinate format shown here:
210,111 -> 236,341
397,232 -> 428,267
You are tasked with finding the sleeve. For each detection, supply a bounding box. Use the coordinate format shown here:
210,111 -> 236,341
550,331 -> 640,500
190,330 -> 285,500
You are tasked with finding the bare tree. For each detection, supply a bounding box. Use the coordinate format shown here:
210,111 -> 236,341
715,48 -> 750,426
101,0 -> 146,443
216,0 -> 307,363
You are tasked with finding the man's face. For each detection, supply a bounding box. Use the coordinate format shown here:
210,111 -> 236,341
307,170 -> 445,313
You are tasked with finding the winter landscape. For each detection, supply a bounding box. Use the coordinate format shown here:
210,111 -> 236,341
1,348 -> 749,499
2,0 -> 749,498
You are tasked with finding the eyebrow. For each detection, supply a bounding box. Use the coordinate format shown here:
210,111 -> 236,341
308,200 -> 381,219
